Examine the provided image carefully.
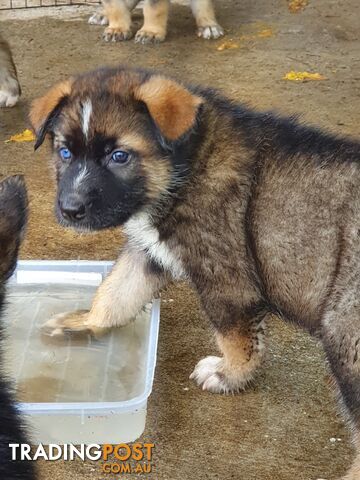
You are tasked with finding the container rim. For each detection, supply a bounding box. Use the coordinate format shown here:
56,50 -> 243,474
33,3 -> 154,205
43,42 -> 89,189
13,260 -> 160,416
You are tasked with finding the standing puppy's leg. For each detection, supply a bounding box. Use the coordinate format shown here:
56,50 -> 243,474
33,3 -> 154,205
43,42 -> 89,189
135,0 -> 170,44
102,0 -> 135,41
321,229 -> 360,479
0,36 -> 20,107
42,246 -> 168,337
89,0 -> 139,26
191,0 -> 224,40
322,304 -> 360,480
191,300 -> 268,393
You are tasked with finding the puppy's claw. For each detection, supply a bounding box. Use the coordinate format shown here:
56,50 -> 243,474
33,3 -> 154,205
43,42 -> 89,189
197,24 -> 224,40
42,310 -> 108,339
89,13 -> 108,25
103,27 -> 133,42
134,29 -> 166,44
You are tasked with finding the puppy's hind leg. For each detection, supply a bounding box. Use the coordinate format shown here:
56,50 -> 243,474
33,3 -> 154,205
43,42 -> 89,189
322,306 -> 360,479
135,0 -> 169,44
191,0 -> 224,40
191,301 -> 268,394
321,246 -> 360,479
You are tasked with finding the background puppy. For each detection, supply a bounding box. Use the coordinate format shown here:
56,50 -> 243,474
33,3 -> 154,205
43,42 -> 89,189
0,35 -> 20,107
89,0 -> 223,43
30,66 -> 360,479
0,176 -> 34,480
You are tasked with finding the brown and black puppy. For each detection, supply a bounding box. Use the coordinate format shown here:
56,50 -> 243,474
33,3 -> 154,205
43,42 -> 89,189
30,66 -> 360,479
89,0 -> 223,43
0,176 -> 34,480
0,35 -> 20,107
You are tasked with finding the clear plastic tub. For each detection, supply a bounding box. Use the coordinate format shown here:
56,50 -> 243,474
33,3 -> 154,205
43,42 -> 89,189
4,260 -> 160,445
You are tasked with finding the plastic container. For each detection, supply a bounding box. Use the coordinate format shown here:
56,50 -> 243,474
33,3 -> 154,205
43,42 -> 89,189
4,260 -> 160,445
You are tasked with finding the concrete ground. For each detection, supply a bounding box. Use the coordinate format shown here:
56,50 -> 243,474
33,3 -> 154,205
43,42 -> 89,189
1,0 -> 359,478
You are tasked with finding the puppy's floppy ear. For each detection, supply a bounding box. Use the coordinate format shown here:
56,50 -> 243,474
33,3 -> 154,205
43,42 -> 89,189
135,76 -> 203,141
29,78 -> 73,150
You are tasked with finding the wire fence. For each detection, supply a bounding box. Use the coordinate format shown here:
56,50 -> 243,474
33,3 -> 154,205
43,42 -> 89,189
0,0 -> 99,9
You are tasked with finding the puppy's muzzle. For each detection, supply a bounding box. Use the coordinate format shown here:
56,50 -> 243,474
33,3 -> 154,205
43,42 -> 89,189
59,194 -> 91,222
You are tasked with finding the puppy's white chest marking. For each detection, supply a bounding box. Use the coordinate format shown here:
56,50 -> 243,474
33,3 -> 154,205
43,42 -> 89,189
124,213 -> 185,279
81,99 -> 92,139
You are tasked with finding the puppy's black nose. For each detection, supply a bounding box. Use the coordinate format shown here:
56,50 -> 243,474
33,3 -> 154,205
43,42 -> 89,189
60,196 -> 87,221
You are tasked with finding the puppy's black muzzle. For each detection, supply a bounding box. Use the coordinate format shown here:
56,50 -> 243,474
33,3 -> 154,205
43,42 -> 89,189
59,194 -> 90,222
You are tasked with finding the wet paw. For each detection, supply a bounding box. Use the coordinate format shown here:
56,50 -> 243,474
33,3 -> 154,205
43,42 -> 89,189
103,27 -> 134,42
89,12 -> 108,25
42,310 -> 108,339
134,29 -> 166,44
197,24 -> 224,40
0,76 -> 20,107
190,356 -> 248,394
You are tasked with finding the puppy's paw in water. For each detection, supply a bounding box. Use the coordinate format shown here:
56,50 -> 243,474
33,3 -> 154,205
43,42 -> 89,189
89,12 -> 108,25
197,24 -> 224,40
42,310 -> 108,339
135,28 -> 166,44
103,27 -> 134,42
0,76 -> 20,107
190,356 -> 250,394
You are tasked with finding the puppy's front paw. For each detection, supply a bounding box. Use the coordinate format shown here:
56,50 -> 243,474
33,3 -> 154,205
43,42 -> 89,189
89,12 -> 108,25
197,24 -> 224,40
103,27 -> 134,42
42,310 -> 108,339
135,28 -> 166,44
0,76 -> 20,107
190,356 -> 250,394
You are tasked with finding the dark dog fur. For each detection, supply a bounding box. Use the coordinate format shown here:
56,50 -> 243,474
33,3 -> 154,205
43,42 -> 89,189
31,66 -> 360,479
0,176 -> 34,480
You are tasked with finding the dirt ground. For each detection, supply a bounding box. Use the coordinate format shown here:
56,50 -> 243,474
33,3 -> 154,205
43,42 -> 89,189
1,0 -> 360,478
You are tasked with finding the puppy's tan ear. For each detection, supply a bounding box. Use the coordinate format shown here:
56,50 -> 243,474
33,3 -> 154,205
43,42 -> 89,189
135,76 -> 203,141
29,79 -> 73,149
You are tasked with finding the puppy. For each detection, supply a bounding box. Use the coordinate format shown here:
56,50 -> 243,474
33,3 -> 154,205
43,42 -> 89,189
0,35 -> 21,107
89,0 -> 224,43
30,66 -> 360,479
0,176 -> 34,480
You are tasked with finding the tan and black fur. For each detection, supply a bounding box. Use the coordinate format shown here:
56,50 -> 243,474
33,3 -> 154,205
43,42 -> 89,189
30,66 -> 360,479
89,0 -> 223,43
0,35 -> 20,107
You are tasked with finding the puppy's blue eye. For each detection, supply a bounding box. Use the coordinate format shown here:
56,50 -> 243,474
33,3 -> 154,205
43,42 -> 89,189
111,150 -> 129,165
59,148 -> 72,161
